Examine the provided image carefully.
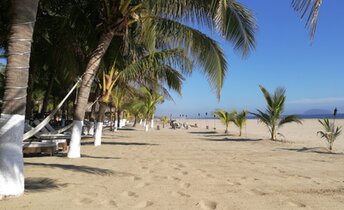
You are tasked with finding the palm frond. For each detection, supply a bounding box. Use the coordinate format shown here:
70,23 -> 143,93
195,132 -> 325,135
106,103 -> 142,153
292,0 -> 322,40
214,0 -> 256,56
278,115 -> 302,127
251,109 -> 271,128
259,85 -> 273,109
154,17 -> 226,98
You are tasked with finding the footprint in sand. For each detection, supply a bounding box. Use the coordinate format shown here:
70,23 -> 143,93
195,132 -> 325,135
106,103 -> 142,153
178,171 -> 188,176
135,182 -> 150,188
121,191 -> 137,197
287,201 -> 306,208
133,201 -> 153,209
101,199 -> 118,207
179,182 -> 191,189
174,167 -> 181,171
130,176 -> 142,181
226,180 -> 241,186
171,191 -> 191,198
197,169 -> 207,173
140,166 -> 148,170
168,176 -> 181,181
198,200 -> 217,210
75,197 -> 94,205
249,189 -> 269,196
153,175 -> 168,180
177,164 -> 185,168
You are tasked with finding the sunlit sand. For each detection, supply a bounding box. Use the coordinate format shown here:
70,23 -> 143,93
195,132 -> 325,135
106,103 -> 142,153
1,119 -> 344,209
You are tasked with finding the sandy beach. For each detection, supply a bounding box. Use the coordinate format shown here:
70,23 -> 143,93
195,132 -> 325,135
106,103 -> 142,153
1,119 -> 344,210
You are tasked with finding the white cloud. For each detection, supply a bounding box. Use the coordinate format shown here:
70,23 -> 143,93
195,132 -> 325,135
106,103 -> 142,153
287,97 -> 344,105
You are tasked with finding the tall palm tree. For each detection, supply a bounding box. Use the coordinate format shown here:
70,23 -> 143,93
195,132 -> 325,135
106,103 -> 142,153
213,109 -> 237,134
292,0 -> 322,40
233,110 -> 247,136
0,0 -> 39,198
251,85 -> 302,140
69,0 -> 257,158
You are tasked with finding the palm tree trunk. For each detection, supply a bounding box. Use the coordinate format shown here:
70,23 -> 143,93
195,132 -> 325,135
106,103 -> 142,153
68,29 -> 116,158
225,124 -> 229,134
117,109 -> 121,128
25,65 -> 35,120
94,102 -> 106,146
0,0 -> 39,198
40,68 -> 56,118
133,115 -> 137,127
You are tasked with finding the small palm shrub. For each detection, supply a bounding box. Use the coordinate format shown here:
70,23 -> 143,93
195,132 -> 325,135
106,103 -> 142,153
213,109 -> 237,134
233,110 -> 247,136
317,119 -> 342,151
251,85 -> 302,140
160,116 -> 169,128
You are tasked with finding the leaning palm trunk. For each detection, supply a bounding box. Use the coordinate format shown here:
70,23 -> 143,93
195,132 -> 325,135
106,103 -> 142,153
0,0 -> 39,198
68,29 -> 116,158
225,124 -> 229,134
94,102 -> 106,146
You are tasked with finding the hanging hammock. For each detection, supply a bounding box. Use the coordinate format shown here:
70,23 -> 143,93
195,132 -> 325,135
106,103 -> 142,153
23,77 -> 82,140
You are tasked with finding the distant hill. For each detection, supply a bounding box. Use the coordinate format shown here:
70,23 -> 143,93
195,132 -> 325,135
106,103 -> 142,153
303,109 -> 332,115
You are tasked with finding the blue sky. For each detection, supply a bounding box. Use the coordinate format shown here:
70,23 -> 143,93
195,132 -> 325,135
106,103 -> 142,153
157,0 -> 344,117
1,1 -> 343,117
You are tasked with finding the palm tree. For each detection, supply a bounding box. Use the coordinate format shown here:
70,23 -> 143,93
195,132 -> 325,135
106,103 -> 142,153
69,0 -> 257,158
0,0 -> 39,198
234,110 -> 247,136
317,119 -> 342,151
160,116 -> 169,128
251,85 -> 302,141
213,109 -> 237,134
292,0 -> 322,40
142,88 -> 164,131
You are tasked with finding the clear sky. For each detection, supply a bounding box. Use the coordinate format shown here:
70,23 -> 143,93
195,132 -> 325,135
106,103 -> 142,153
157,0 -> 344,117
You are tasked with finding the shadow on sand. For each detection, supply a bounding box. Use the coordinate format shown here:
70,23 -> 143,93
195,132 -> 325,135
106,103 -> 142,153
81,154 -> 121,160
202,137 -> 263,142
25,177 -> 65,192
81,141 -> 158,146
278,147 -> 344,155
189,131 -> 217,135
25,162 -> 115,176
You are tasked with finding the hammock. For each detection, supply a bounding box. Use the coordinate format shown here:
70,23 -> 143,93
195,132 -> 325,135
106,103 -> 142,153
23,77 -> 82,140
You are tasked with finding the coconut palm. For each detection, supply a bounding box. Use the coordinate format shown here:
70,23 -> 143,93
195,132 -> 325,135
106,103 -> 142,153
317,119 -> 342,151
160,116 -> 169,128
68,0 -> 256,158
234,110 -> 247,136
292,0 -> 322,40
0,0 -> 39,198
136,88 -> 164,131
213,109 -> 237,134
251,85 -> 302,141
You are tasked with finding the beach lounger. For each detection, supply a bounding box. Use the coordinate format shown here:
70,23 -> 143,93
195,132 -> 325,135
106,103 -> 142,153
23,142 -> 57,156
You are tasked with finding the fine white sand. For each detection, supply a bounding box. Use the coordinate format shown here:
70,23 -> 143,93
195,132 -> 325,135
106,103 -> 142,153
1,119 -> 344,209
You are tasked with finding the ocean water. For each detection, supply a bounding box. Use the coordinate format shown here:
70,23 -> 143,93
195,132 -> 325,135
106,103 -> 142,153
177,114 -> 344,120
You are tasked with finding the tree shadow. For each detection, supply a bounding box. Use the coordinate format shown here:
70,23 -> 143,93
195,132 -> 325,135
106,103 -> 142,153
81,154 -> 120,160
204,134 -> 235,137
25,162 -> 115,176
278,147 -> 344,155
25,177 -> 66,192
202,137 -> 263,142
81,141 -> 158,146
189,131 -> 217,134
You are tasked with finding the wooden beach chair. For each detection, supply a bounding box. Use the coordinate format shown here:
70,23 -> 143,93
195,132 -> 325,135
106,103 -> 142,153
23,141 -> 57,156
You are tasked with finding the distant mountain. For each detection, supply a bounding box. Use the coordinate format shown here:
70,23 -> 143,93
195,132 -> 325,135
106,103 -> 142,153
303,109 -> 332,115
